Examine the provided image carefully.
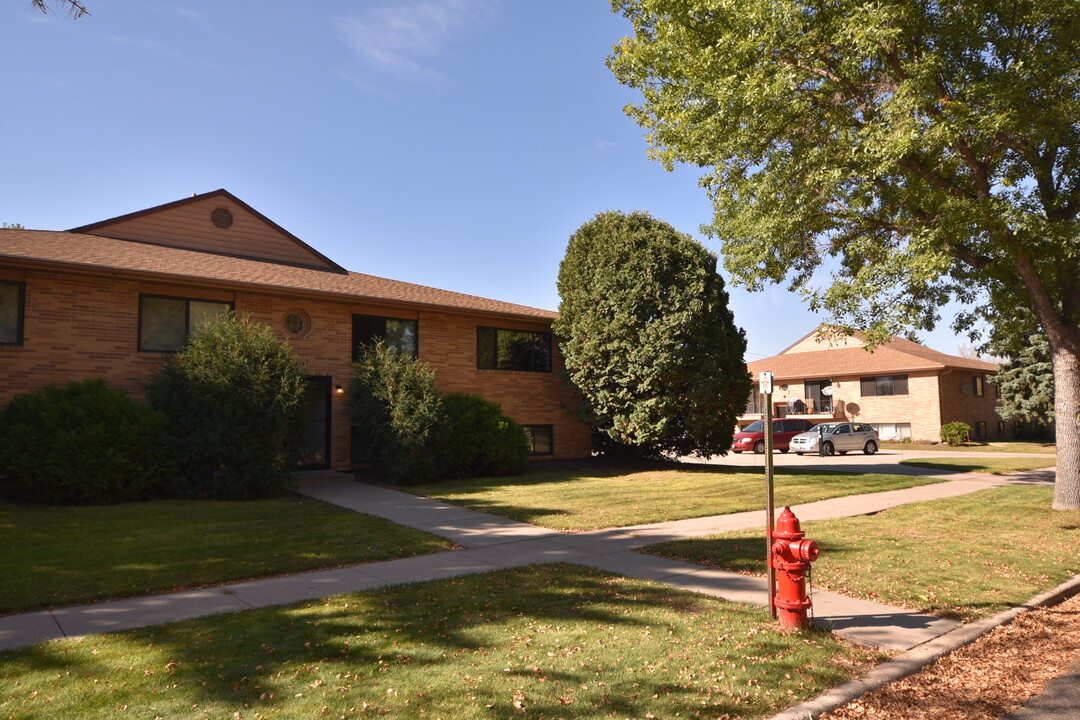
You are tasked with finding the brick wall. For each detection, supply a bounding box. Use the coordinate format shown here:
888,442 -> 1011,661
937,370 -> 1005,439
748,369 -> 1003,442
1,265 -> 592,469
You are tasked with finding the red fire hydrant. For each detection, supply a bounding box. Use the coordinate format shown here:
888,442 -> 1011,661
771,507 -> 820,629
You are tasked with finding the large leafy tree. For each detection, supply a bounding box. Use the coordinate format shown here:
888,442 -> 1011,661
554,210 -> 750,458
609,0 -> 1080,509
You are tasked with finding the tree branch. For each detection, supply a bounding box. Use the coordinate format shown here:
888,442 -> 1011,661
30,0 -> 89,18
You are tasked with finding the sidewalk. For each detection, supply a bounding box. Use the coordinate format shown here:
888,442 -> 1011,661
0,467 -> 1055,653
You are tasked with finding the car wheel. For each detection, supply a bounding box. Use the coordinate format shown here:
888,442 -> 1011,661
753,440 -> 766,454
864,440 -> 878,455
732,450 -> 742,454
779,448 -> 788,454
838,450 -> 848,455
823,442 -> 835,456
795,452 -> 804,456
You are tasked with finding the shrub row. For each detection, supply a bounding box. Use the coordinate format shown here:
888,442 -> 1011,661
349,341 -> 529,484
0,314 -> 308,504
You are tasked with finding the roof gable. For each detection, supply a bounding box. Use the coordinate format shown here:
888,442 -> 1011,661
750,326 -> 997,378
68,189 -> 344,272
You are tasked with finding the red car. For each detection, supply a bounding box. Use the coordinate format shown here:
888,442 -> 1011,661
731,418 -> 815,454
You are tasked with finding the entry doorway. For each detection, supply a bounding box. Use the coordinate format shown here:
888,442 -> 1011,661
298,376 -> 331,470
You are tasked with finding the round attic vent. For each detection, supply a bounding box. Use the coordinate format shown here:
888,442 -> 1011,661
210,207 -> 234,229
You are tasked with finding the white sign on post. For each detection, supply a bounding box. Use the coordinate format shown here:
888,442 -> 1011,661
759,371 -> 774,395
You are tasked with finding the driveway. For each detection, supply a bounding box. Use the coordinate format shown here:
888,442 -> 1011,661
693,447 -> 1056,477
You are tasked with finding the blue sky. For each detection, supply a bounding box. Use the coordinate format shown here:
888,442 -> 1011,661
1,0 -> 978,359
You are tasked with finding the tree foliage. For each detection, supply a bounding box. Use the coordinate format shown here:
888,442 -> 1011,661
0,379 -> 173,504
438,393 -> 530,478
29,0 -> 89,18
554,210 -> 750,458
147,313 -> 308,499
609,0 -> 1080,508
940,421 -> 973,446
349,341 -> 445,485
993,334 -> 1055,426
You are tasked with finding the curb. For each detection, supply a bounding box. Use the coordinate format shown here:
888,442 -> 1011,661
768,573 -> 1080,720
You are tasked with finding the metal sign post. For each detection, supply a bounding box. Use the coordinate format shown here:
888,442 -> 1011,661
759,371 -> 777,619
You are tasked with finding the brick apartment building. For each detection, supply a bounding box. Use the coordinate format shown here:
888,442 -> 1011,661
741,329 -> 1003,442
0,190 -> 592,470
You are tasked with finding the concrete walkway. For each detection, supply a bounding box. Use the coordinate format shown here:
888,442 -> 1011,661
0,465 -> 1057,654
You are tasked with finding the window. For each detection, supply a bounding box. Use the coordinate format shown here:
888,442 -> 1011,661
973,375 -> 985,397
975,421 -> 988,438
523,425 -> 553,456
352,314 -> 418,360
997,421 -> 1006,437
744,385 -> 764,414
870,423 -> 911,441
860,375 -> 909,397
0,281 -> 24,346
477,326 -> 551,372
139,295 -> 231,352
804,379 -> 833,413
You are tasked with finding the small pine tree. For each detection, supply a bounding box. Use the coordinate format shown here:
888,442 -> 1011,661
992,334 -> 1054,427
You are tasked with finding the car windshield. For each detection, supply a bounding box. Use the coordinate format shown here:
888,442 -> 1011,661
742,421 -> 765,433
814,423 -> 840,434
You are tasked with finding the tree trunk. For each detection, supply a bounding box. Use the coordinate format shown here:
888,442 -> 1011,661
1010,252 -> 1080,510
1049,340 -> 1080,510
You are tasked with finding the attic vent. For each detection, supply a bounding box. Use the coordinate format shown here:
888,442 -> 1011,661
210,207 -> 234,229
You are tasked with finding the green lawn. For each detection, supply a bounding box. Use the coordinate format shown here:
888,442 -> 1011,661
0,564 -> 882,720
406,460 -> 945,531
880,441 -> 1056,454
898,457 -> 1057,474
0,496 -> 452,614
644,486 -> 1080,621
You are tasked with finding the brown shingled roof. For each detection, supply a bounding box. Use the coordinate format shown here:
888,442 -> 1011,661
0,229 -> 556,321
747,329 -> 996,379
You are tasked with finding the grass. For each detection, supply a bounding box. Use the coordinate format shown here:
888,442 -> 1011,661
644,486 -> 1080,622
898,457 -> 1057,474
0,564 -> 883,720
0,495 -> 453,614
880,441 -> 1056,454
405,459 -> 946,531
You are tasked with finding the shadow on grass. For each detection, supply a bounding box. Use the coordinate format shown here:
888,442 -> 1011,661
0,565 -> 867,719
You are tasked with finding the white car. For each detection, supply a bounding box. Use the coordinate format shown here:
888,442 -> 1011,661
789,422 -> 879,456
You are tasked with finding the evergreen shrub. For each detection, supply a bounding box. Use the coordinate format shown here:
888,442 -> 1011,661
438,393 -> 529,478
940,421 -> 973,446
0,378 -> 173,504
349,341 -> 445,484
147,313 -> 308,499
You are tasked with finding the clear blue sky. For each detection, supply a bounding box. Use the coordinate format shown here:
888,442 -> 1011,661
1,0 -> 978,359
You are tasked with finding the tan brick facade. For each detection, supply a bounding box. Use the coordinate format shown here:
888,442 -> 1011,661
0,263 -> 591,470
744,330 -> 1004,442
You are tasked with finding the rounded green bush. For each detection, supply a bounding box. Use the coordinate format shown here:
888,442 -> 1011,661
941,421 -> 973,446
439,393 -> 530,478
146,313 -> 308,499
0,378 -> 173,504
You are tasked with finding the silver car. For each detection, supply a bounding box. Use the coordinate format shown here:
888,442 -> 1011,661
789,422 -> 879,456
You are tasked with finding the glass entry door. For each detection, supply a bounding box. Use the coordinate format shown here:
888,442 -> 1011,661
298,376 -> 331,470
